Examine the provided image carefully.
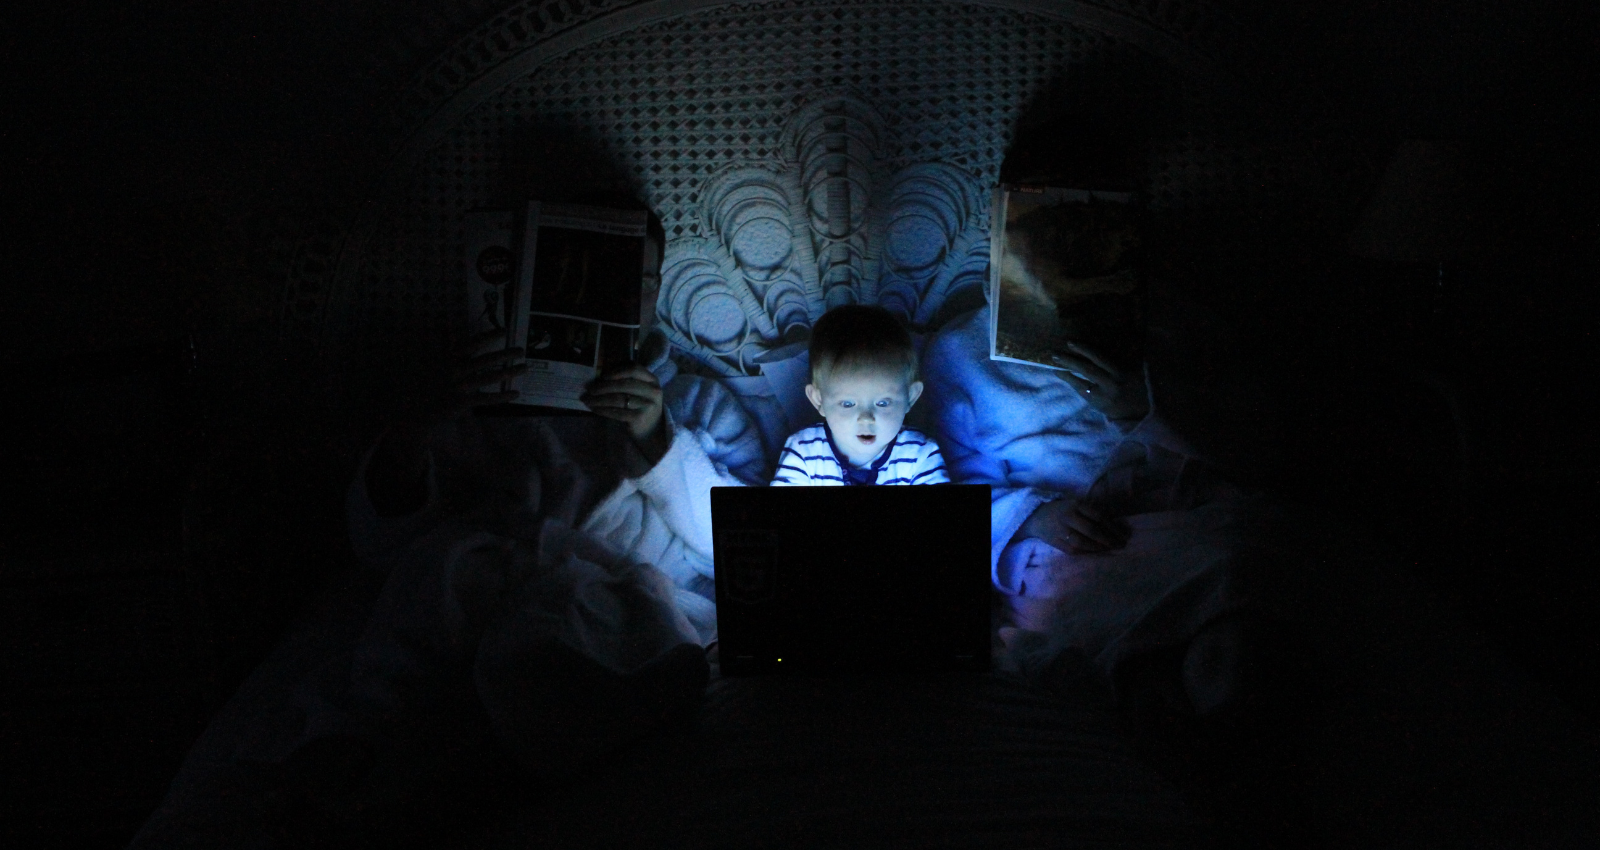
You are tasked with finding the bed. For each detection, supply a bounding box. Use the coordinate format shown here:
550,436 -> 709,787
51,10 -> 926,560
132,2 -> 1599,847
129,525 -> 1600,849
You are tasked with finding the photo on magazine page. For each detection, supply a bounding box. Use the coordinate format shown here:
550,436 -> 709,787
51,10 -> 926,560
525,204 -> 649,328
497,201 -> 651,412
989,185 -> 1146,370
463,207 -> 523,397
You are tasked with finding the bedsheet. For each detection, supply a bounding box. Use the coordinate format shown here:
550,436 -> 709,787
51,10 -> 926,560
994,496 -> 1600,846
471,670 -> 1199,850
132,313 -> 1600,847
129,567 -> 1204,850
131,526 -> 1600,850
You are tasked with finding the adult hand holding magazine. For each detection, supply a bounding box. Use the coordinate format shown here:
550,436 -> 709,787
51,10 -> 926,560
464,201 -> 657,413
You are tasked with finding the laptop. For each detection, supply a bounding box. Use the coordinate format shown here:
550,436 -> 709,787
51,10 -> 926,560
711,484 -> 992,675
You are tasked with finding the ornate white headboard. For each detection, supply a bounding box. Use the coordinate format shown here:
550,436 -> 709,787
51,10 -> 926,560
275,0 -> 1368,448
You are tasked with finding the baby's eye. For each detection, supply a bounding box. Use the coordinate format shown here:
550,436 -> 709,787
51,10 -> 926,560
840,400 -> 855,408
876,399 -> 892,408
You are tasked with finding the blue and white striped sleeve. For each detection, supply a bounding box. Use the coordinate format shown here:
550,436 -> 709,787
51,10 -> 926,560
770,436 -> 813,486
909,437 -> 950,485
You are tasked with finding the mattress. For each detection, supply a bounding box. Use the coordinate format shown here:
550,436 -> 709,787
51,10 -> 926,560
130,570 -> 1204,850
472,668 -> 1200,849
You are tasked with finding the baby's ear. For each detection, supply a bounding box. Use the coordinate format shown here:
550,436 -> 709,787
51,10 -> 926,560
907,380 -> 924,408
804,383 -> 823,412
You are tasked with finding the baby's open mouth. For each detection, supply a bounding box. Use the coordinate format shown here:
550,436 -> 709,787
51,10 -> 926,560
857,434 -> 876,445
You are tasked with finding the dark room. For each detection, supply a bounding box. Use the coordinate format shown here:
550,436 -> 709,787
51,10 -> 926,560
3,0 -> 1597,847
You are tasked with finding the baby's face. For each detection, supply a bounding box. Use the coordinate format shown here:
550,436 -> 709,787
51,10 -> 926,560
805,366 -> 923,468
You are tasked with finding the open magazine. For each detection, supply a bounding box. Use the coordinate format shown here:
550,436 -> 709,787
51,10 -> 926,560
464,202 -> 652,412
988,185 -> 1145,370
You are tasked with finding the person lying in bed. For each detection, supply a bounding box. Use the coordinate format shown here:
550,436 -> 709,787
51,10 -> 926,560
261,219 -> 771,821
771,304 -> 948,486
922,275 -> 1287,723
921,225 -> 1266,725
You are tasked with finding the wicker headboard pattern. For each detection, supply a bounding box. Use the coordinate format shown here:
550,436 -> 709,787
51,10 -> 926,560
275,0 -> 1369,415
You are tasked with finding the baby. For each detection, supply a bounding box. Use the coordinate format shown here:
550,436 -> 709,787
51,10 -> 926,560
772,305 -> 949,486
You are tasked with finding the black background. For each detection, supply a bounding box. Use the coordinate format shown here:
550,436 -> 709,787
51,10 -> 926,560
2,1 -> 1596,846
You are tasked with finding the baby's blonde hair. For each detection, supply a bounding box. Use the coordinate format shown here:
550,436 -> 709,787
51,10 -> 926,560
808,305 -> 918,387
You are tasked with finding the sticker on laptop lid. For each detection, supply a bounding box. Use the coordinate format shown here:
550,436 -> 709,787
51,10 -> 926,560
717,530 -> 778,605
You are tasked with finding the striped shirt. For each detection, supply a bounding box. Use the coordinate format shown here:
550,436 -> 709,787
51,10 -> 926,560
770,423 -> 949,486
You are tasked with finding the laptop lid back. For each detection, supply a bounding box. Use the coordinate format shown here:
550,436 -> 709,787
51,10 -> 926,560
712,484 -> 991,675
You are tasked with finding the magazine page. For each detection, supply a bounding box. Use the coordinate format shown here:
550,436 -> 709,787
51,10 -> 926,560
988,185 -> 1143,370
507,202 -> 650,411
463,207 -> 524,396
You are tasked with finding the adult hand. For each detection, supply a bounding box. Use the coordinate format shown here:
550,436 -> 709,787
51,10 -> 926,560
1015,497 -> 1130,555
433,329 -> 530,418
1050,341 -> 1150,424
366,331 -> 526,516
581,363 -> 665,442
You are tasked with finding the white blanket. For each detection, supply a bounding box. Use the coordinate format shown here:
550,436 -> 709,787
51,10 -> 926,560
922,304 -> 1259,676
248,349 -> 763,765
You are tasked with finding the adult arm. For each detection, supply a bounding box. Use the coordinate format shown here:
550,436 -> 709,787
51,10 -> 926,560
1050,341 -> 1150,428
350,332 -> 528,566
1003,343 -> 1241,565
363,422 -> 434,517
585,369 -> 766,575
354,334 -> 681,565
921,306 -> 1128,573
581,362 -> 670,469
363,331 -> 527,516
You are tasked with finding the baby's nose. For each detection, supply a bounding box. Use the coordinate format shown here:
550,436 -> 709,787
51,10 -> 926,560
858,407 -> 875,421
